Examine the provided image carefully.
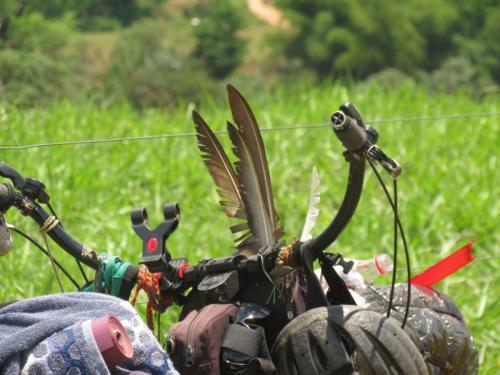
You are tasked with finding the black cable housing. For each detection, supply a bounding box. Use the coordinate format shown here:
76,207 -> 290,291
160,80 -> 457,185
12,227 -> 81,289
367,159 -> 412,328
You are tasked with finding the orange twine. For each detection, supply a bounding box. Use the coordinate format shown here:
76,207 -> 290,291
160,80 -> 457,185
130,265 -> 173,330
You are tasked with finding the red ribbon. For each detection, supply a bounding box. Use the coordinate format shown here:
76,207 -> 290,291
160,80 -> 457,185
410,240 -> 476,287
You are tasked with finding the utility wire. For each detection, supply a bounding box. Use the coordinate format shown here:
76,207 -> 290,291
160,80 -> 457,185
0,111 -> 498,151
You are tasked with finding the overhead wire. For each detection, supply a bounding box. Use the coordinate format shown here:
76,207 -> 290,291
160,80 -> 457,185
0,111 -> 498,151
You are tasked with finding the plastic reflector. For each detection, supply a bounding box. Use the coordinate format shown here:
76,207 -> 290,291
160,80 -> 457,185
410,240 -> 476,287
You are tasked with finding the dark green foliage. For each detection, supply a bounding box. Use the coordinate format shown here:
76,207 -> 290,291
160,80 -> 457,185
427,57 -> 486,93
276,0 -> 500,84
192,1 -> 246,79
0,49 -> 71,105
470,7 -> 500,82
276,0 -> 426,77
22,0 -> 162,30
3,12 -> 74,54
105,19 -> 213,108
0,0 -> 497,106
0,12 -> 76,105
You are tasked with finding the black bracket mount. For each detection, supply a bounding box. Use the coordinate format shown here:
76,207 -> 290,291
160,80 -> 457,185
131,203 -> 180,272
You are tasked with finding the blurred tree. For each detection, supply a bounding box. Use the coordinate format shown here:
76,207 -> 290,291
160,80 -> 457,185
0,11 -> 76,105
105,19 -> 213,107
453,2 -> 500,83
478,7 -> 500,82
22,0 -> 162,30
407,0 -> 459,70
275,0 -> 499,84
276,0 -> 426,77
191,1 -> 246,79
4,12 -> 75,55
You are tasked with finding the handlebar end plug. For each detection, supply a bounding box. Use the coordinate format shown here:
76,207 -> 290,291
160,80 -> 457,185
331,111 -> 367,151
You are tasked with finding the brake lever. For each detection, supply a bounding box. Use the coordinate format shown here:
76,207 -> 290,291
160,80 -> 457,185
0,162 -> 51,203
367,145 -> 402,179
0,162 -> 26,190
334,105 -> 401,179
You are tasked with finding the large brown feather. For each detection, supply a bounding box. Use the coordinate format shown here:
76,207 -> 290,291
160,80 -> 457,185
226,85 -> 283,241
227,121 -> 275,250
193,111 -> 245,219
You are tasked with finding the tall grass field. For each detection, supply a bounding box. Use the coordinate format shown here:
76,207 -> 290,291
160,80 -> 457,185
0,83 -> 498,373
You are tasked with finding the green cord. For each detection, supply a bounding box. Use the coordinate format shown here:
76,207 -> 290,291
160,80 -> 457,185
83,254 -> 130,297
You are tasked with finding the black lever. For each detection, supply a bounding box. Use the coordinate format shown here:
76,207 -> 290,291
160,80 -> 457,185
23,178 -> 50,203
0,162 -> 26,190
367,145 -> 402,179
131,204 -> 180,272
331,104 -> 401,179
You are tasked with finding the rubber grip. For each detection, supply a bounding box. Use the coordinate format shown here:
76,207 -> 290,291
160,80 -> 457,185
0,183 -> 15,212
331,111 -> 367,151
340,102 -> 365,127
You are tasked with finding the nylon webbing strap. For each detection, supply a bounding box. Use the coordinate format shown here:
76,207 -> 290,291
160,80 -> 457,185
319,253 -> 356,305
83,254 -> 131,298
103,256 -> 129,296
222,324 -> 262,357
117,264 -> 138,300
222,324 -> 276,374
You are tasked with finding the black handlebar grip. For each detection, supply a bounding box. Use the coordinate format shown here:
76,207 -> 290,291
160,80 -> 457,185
339,102 -> 365,128
331,111 -> 367,151
0,183 -> 16,213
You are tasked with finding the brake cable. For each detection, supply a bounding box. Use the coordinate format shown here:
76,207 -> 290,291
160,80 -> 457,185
39,214 -> 65,292
45,202 -> 89,284
387,179 -> 399,319
12,227 -> 81,289
368,159 -> 412,328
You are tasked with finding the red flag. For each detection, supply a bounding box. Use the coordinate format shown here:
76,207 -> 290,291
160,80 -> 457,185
410,240 -> 476,287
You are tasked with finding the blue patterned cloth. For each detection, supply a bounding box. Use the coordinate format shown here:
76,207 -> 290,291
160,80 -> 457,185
0,293 -> 179,375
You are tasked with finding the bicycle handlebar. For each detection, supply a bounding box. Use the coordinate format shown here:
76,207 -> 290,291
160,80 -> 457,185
331,111 -> 367,151
0,183 -> 16,212
0,182 -> 100,269
0,102 -> 399,306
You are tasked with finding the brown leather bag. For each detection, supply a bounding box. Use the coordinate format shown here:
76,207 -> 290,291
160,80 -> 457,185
167,303 -> 237,375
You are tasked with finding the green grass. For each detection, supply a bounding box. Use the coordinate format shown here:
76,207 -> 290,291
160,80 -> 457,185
0,82 -> 498,373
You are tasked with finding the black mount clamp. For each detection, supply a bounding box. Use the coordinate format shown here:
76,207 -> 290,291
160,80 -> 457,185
131,203 -> 180,272
0,162 -> 50,203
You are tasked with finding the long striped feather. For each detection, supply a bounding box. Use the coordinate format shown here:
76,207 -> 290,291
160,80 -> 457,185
226,85 -> 283,245
193,111 -> 245,219
227,121 -> 275,251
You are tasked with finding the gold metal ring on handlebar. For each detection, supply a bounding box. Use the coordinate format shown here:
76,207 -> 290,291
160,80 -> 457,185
40,215 -> 59,234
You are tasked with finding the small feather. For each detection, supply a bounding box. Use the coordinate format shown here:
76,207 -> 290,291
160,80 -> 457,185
300,166 -> 320,242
